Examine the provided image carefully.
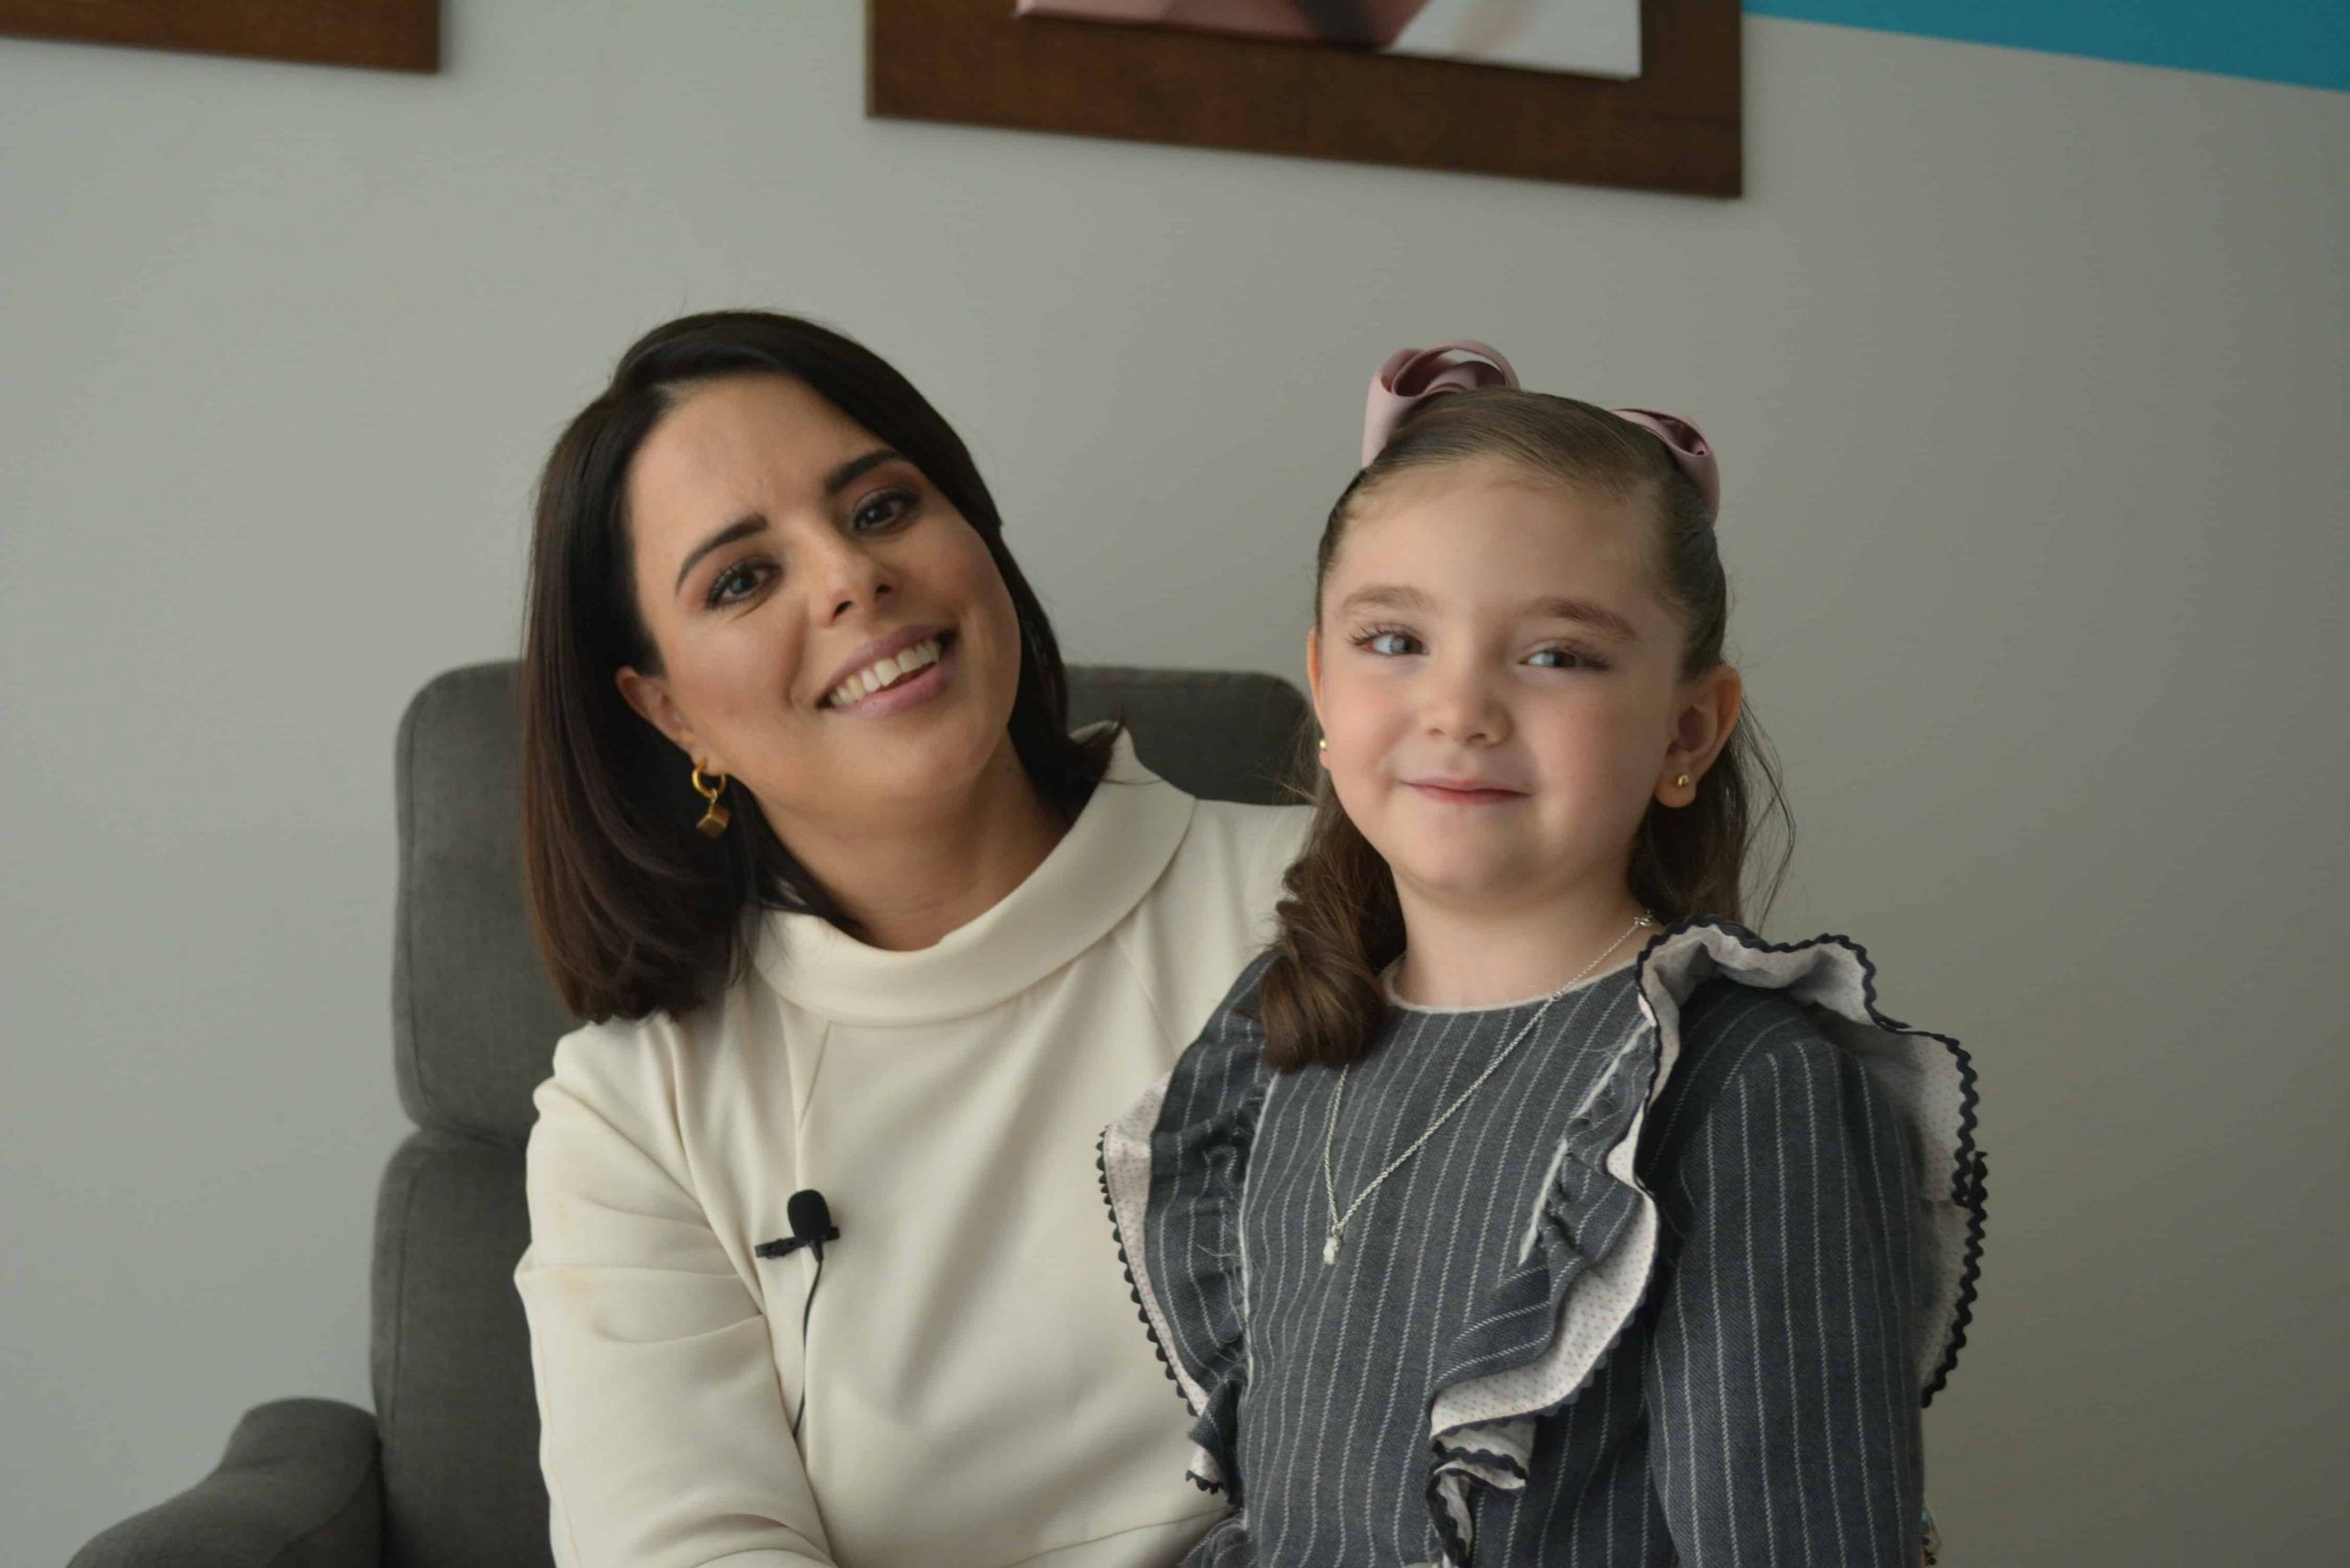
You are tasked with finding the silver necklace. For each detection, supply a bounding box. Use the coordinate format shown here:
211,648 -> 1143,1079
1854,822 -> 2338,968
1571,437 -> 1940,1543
1320,912 -> 1654,1267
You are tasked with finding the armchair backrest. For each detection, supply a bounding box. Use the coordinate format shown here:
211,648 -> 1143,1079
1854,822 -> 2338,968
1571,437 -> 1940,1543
374,661 -> 1309,1565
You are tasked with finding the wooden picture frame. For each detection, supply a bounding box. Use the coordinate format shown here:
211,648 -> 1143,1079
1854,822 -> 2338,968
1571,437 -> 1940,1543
869,0 -> 1739,197
0,0 -> 439,73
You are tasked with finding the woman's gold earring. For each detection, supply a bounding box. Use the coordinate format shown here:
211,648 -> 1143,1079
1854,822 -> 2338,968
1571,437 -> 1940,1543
1676,772 -> 1692,789
691,766 -> 732,837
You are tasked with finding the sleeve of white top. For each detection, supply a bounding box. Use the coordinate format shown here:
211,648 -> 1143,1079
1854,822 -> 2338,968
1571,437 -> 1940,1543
516,1025 -> 834,1568
1642,1031 -> 1926,1568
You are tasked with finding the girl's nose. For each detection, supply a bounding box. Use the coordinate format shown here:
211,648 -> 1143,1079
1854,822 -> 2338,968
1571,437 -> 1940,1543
1421,664 -> 1508,746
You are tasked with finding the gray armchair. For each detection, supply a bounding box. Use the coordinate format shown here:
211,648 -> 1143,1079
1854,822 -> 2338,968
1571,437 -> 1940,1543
73,660 -> 1310,1568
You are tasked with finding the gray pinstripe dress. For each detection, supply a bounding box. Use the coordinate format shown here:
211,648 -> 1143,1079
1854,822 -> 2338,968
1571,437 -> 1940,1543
1101,917 -> 1985,1568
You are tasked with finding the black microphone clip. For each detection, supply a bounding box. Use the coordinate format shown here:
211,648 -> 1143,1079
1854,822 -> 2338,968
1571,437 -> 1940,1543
755,1189 -> 840,1261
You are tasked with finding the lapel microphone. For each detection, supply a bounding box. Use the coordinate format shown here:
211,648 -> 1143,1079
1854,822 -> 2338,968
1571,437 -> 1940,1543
755,1190 -> 839,1261
756,1190 -> 838,1442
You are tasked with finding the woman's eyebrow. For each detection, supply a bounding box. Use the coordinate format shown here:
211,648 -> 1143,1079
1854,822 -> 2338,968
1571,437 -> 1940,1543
822,448 -> 902,496
674,514 -> 767,594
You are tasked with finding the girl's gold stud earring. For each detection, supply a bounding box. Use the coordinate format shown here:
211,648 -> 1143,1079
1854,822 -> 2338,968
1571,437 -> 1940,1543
1675,773 -> 1691,789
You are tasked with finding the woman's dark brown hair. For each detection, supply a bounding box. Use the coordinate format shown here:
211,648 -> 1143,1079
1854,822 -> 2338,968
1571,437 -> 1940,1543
1256,388 -> 1794,1072
520,309 -> 1116,1023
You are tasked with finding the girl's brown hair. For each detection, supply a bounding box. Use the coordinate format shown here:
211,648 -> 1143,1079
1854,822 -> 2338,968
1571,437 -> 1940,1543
520,310 -> 1115,1023
1255,388 -> 1794,1072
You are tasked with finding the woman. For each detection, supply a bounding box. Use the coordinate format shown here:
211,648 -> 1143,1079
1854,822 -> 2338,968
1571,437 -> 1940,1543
513,310 -> 1309,1568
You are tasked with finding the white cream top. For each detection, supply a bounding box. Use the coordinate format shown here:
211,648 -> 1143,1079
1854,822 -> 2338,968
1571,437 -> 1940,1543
515,731 -> 1312,1568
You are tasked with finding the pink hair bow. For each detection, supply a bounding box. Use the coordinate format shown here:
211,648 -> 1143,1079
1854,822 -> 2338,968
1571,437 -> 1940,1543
1360,341 -> 1722,523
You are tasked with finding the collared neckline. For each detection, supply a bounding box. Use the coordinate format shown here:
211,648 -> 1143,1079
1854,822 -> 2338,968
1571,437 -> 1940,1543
1378,954 -> 1639,1014
751,727 -> 1196,1025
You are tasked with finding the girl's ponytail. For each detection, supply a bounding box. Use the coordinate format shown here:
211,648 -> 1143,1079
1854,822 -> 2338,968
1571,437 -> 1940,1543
1631,712 -> 1787,926
1624,421 -> 1791,932
1255,744 -> 1407,1074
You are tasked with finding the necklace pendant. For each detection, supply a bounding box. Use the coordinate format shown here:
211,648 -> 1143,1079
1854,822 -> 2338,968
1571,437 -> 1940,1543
1323,1232 -> 1341,1266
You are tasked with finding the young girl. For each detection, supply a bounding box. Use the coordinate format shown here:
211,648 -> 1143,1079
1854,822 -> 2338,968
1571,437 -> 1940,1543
1102,343 -> 1985,1567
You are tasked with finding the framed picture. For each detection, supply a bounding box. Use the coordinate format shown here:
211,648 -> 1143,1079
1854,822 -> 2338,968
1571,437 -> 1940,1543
870,0 -> 1739,197
0,0 -> 439,73
1016,0 -> 1644,80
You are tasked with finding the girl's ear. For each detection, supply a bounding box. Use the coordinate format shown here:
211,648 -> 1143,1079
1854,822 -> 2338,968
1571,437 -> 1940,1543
1304,625 -> 1334,770
1657,664 -> 1743,807
615,666 -> 719,772
1304,624 -> 1324,728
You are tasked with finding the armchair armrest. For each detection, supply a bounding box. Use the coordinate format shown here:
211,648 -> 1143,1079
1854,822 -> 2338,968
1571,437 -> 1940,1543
72,1398 -> 382,1568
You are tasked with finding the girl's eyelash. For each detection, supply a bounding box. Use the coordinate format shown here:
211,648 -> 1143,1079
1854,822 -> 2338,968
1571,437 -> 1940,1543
1349,623 -> 1420,654
1348,625 -> 1610,670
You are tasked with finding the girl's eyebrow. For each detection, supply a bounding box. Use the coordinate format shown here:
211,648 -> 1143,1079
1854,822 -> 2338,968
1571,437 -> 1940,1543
1337,584 -> 1639,643
1524,595 -> 1640,643
1337,583 -> 1434,617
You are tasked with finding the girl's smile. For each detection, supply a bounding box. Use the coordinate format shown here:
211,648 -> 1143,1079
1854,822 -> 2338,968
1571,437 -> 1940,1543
1405,777 -> 1528,804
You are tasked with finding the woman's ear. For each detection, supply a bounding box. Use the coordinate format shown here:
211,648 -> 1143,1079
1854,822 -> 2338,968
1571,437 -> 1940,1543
1656,664 -> 1743,807
615,666 -> 713,769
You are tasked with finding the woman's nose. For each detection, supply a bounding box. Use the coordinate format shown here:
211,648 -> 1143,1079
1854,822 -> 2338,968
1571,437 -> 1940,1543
806,532 -> 894,625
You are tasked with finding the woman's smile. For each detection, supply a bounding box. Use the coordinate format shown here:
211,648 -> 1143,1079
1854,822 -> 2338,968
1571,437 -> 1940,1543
822,631 -> 958,718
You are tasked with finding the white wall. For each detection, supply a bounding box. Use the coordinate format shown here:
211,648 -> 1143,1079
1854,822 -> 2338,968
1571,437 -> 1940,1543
5,4 -> 2344,1562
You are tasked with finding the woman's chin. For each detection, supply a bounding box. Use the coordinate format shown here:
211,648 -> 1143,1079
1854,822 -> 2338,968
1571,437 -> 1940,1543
772,635 -> 1024,816
845,700 -> 1016,800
